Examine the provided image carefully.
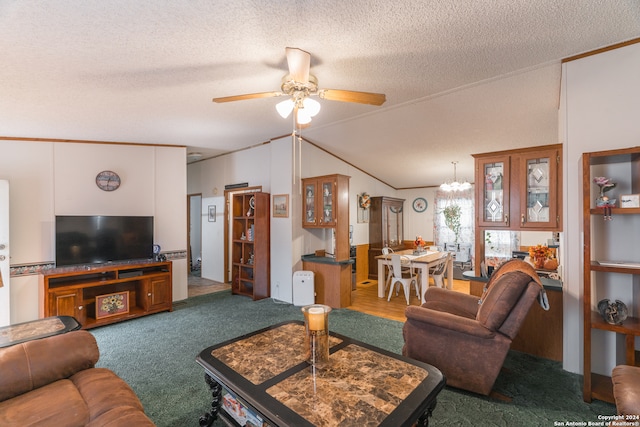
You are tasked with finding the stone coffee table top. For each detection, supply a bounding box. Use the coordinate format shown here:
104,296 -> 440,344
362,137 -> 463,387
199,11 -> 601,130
0,316 -> 81,348
197,321 -> 445,427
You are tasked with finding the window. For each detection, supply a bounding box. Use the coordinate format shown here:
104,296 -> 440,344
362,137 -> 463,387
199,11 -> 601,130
434,188 -> 474,264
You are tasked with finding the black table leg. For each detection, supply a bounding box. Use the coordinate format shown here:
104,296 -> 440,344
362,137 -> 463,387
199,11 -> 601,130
416,398 -> 437,427
199,373 -> 222,427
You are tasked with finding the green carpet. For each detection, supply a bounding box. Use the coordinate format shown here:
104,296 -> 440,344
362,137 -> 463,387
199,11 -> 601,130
90,290 -> 615,426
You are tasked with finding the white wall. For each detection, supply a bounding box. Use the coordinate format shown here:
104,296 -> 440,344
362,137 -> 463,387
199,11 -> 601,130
0,180 -> 9,326
299,141 -> 397,247
154,146 -> 188,301
561,41 -> 640,374
201,196 -> 224,282
398,187 -> 439,242
187,136 -> 400,304
187,143 -> 273,290
0,140 -> 187,324
270,136 -> 294,302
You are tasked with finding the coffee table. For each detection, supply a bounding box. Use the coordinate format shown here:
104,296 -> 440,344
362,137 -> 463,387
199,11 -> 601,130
196,321 -> 445,427
0,315 -> 81,348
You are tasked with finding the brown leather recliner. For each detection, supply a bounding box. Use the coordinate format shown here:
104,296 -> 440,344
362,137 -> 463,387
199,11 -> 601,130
402,259 -> 543,396
612,364 -> 640,416
0,330 -> 155,426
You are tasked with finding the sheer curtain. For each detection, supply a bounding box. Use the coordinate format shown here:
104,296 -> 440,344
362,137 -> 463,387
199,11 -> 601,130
433,188 -> 475,264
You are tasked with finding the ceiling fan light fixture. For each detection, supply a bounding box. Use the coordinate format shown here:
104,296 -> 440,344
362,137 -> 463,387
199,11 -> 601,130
276,99 -> 295,118
296,108 -> 312,124
302,97 -> 321,117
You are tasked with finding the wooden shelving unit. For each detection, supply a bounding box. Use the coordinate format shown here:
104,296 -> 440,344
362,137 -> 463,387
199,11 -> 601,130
231,192 -> 270,300
40,261 -> 172,329
582,146 -> 640,403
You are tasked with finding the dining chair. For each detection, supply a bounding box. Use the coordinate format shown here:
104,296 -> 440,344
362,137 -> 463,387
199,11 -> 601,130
382,247 -> 410,292
387,254 -> 419,305
431,252 -> 451,289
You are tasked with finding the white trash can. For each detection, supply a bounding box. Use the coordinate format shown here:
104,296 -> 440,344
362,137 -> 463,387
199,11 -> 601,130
293,271 -> 315,306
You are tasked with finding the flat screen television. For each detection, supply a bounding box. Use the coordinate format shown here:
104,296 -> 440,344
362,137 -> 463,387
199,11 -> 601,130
55,215 -> 154,267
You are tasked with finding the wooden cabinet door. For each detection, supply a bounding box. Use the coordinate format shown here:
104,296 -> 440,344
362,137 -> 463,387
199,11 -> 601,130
302,177 -> 339,228
48,289 -> 84,323
146,277 -> 172,311
517,148 -> 560,229
382,199 -> 404,247
476,155 -> 511,228
318,178 -> 337,227
302,179 -> 318,227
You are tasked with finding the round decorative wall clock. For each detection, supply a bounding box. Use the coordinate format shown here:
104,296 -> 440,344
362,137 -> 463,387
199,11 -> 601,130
95,170 -> 121,191
412,197 -> 428,212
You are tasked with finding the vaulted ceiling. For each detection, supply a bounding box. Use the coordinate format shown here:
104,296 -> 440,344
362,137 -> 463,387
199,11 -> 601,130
1,1 -> 639,188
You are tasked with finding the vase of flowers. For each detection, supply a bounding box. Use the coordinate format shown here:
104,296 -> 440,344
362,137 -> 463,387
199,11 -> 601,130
593,176 -> 617,207
529,244 -> 552,269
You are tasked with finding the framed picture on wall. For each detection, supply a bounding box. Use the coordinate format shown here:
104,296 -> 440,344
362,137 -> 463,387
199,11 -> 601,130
273,194 -> 289,218
208,205 -> 216,222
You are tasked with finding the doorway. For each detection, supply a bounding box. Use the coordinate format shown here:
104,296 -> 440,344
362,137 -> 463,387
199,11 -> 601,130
187,193 -> 202,273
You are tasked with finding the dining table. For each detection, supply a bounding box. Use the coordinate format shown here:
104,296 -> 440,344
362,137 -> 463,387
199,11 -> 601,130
376,250 -> 453,304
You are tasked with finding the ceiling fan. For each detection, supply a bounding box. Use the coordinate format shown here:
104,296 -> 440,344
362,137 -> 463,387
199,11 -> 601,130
212,47 -> 386,125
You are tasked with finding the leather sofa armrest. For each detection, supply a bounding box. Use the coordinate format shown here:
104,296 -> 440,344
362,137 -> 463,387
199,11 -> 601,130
0,330 -> 99,402
405,306 -> 495,339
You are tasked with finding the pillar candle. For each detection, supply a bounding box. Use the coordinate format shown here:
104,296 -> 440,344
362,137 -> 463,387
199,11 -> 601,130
307,307 -> 325,331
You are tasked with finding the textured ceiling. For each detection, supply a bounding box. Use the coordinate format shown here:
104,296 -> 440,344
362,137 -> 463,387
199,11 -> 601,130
1,1 -> 639,188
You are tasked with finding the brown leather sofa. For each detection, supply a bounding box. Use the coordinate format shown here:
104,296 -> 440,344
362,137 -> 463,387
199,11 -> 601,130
612,364 -> 640,416
0,330 -> 155,426
402,259 -> 542,396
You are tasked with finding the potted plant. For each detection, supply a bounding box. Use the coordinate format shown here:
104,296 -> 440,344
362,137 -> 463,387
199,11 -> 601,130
443,204 -> 462,243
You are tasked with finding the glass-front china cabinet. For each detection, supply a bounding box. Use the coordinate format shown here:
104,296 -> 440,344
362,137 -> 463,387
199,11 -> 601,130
368,196 -> 405,278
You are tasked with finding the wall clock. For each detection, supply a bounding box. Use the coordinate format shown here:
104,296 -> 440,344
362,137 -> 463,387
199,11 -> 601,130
95,170 -> 121,191
412,197 -> 428,212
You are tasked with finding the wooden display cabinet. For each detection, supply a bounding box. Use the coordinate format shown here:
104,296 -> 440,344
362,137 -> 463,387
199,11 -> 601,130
301,174 -> 350,261
231,192 -> 270,300
473,144 -> 562,276
474,144 -> 561,230
368,196 -> 405,278
582,147 -> 640,403
40,261 -> 172,329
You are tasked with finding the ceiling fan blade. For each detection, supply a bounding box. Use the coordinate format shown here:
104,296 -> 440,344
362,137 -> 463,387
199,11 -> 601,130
318,89 -> 386,106
213,91 -> 283,103
285,47 -> 310,83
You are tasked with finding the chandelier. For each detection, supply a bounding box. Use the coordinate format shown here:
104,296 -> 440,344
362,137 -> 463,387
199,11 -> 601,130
440,161 -> 471,192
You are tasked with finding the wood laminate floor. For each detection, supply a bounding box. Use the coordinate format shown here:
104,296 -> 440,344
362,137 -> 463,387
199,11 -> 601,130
188,273 -> 471,323
348,278 -> 471,322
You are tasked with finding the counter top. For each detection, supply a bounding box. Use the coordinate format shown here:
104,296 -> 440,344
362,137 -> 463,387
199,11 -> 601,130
301,254 -> 354,265
462,270 -> 562,290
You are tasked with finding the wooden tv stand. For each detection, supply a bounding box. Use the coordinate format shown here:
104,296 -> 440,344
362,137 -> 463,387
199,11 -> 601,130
40,261 -> 172,329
